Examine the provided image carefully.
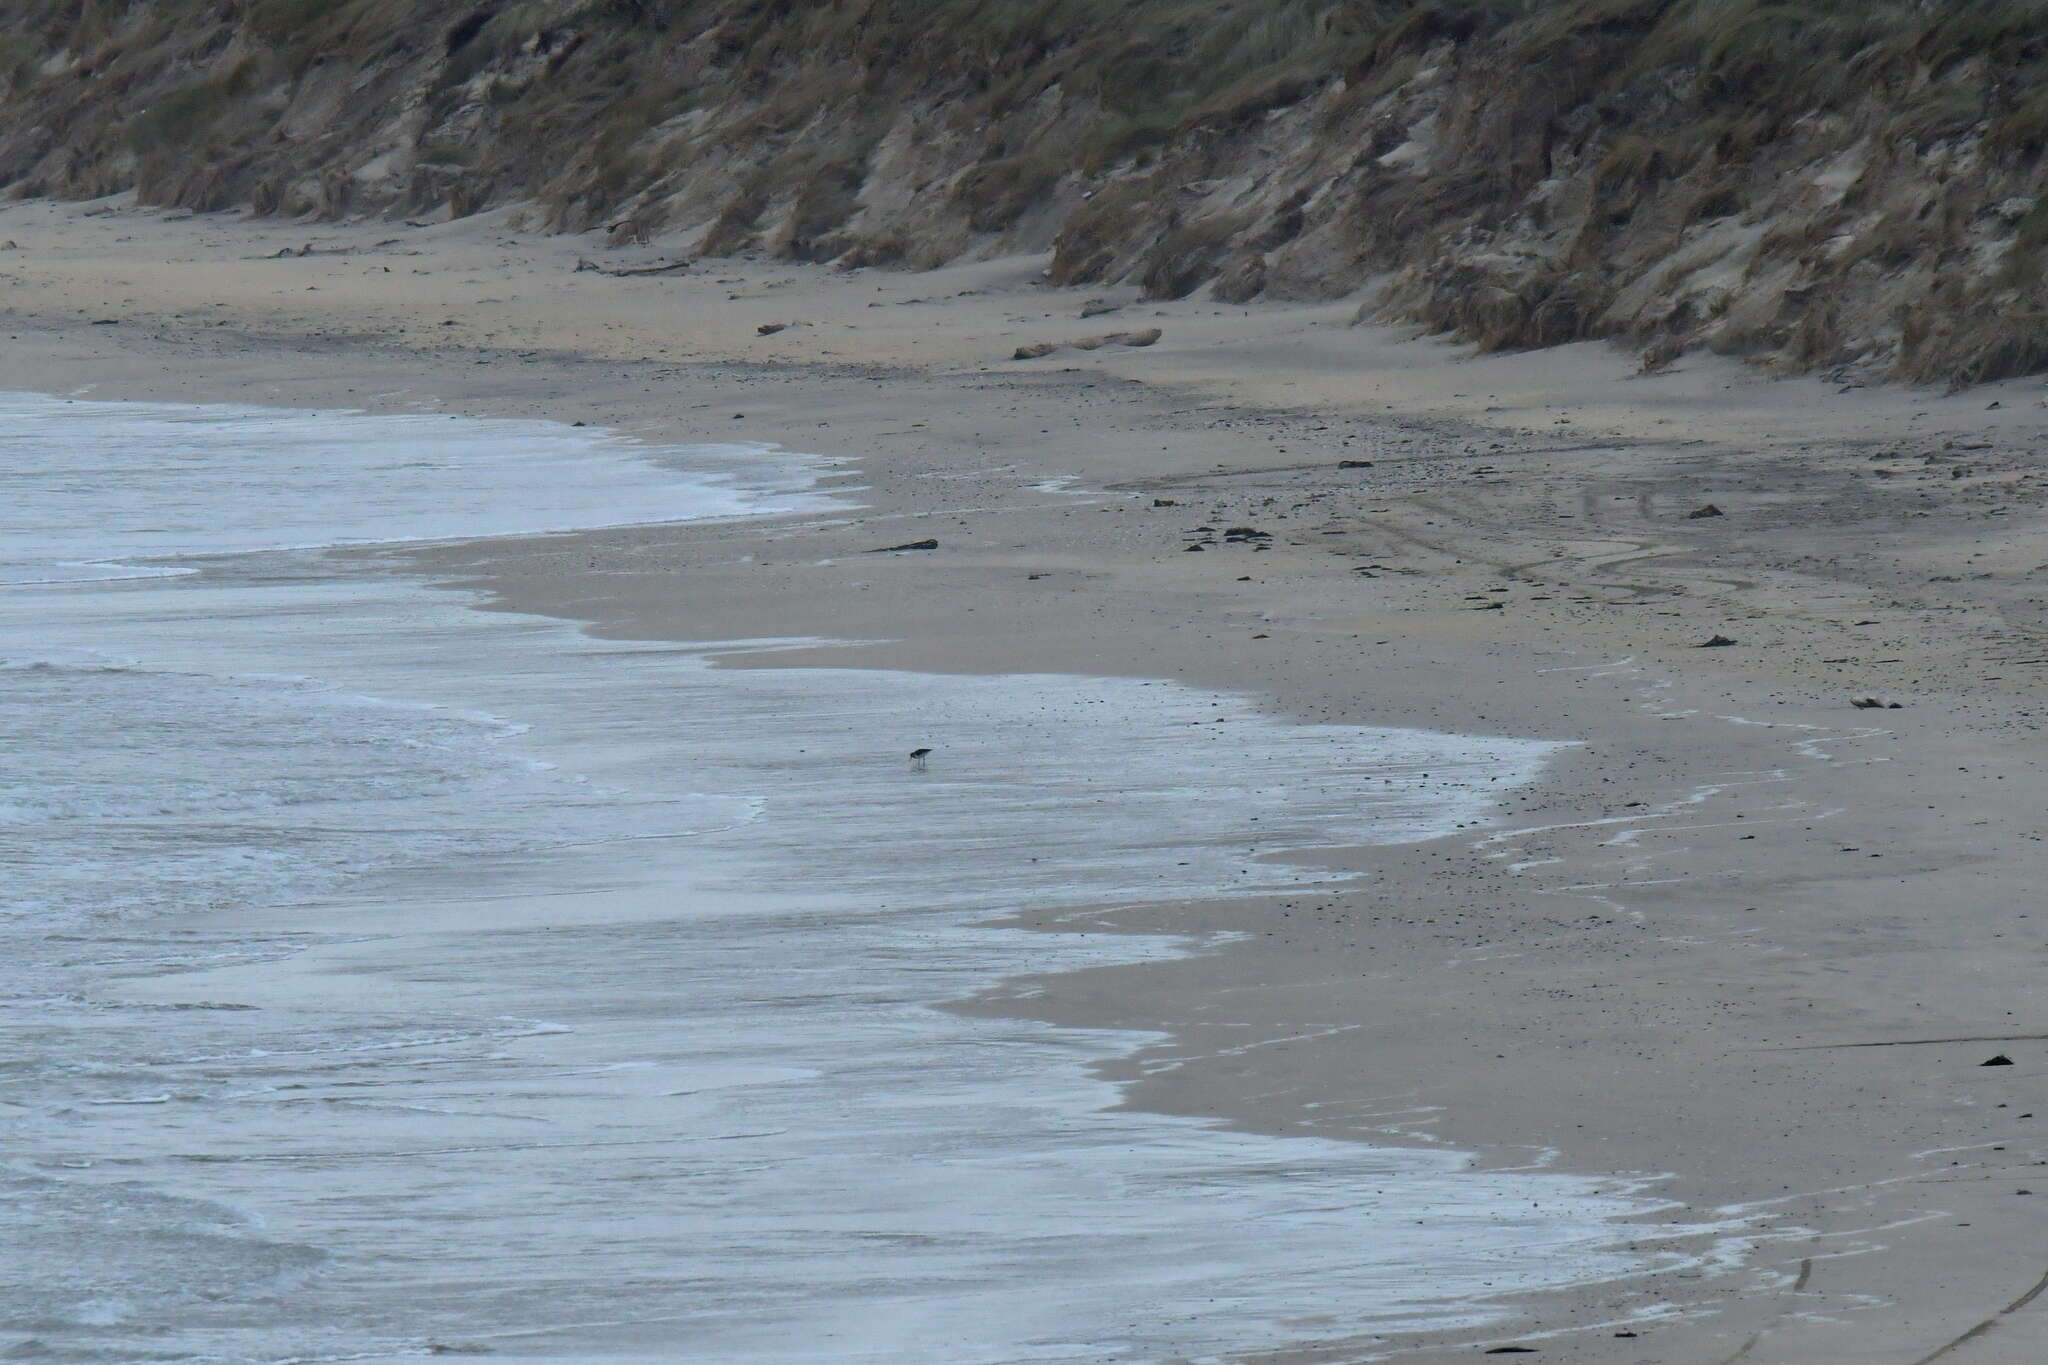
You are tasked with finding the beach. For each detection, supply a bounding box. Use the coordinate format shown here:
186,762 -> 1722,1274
5,195 -> 2048,1361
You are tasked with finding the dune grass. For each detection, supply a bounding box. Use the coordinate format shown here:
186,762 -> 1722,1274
8,0 -> 2048,379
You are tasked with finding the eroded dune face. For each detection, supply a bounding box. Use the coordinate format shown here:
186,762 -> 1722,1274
3,2 -> 2046,384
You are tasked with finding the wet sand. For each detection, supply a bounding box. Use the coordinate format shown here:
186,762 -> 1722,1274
6,195 -> 2048,1360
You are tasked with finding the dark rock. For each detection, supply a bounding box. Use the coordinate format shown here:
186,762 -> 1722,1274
1184,544 -> 1205,552
1698,634 -> 1738,647
1153,498 -> 1179,507
1339,459 -> 1375,469
1852,697 -> 1884,709
867,538 -> 939,553
1983,1054 -> 2015,1067
1485,1350 -> 1539,1356
1223,527 -> 1271,540
757,322 -> 789,336
1688,503 -> 1724,518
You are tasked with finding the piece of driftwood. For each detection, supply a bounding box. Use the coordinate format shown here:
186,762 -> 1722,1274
574,257 -> 693,277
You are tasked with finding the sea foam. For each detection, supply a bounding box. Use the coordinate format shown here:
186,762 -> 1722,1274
0,394 -> 1713,1362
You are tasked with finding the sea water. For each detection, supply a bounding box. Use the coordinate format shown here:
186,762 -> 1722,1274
0,391 -> 1696,1362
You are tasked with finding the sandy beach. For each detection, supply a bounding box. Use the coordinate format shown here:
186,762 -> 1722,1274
9,194 -> 2048,1361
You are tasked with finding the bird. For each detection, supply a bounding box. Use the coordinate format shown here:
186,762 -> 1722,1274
908,747 -> 932,772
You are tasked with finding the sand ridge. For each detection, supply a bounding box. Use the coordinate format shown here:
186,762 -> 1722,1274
7,195 -> 2048,1361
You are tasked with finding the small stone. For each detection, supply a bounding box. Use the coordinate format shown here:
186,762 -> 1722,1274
1184,544 -> 1205,552
1698,634 -> 1738,648
1983,1054 -> 2015,1067
1688,503 -> 1724,518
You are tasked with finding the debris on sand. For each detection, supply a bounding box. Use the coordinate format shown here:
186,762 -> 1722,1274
1088,327 -> 1161,349
1698,634 -> 1738,647
867,538 -> 938,553
1339,459 -> 1375,469
1013,328 -> 1162,360
757,322 -> 789,336
1852,697 -> 1903,710
1688,503 -> 1724,518
1983,1054 -> 2015,1067
574,256 -> 692,277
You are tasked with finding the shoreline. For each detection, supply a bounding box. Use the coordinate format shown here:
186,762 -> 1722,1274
11,195 -> 2048,1360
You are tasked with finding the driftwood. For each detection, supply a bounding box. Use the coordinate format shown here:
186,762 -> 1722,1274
266,239 -> 402,259
1012,327 -> 1162,360
574,257 -> 693,277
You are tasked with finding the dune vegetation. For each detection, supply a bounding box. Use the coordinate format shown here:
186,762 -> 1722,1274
8,0 -> 2048,382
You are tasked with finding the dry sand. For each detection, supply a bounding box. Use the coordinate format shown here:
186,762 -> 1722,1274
8,195 -> 2048,1361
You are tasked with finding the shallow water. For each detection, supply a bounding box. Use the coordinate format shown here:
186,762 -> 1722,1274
0,393 -> 1696,1362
